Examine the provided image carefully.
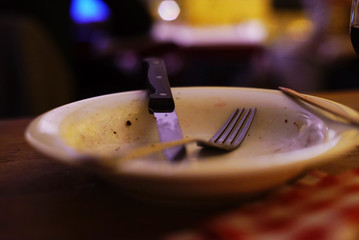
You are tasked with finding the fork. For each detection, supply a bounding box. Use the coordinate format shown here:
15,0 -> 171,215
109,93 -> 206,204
112,107 -> 256,161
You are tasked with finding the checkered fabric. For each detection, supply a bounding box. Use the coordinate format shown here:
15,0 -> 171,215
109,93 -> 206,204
165,169 -> 359,240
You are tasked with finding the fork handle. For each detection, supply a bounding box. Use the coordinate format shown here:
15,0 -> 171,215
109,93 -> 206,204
108,138 -> 201,163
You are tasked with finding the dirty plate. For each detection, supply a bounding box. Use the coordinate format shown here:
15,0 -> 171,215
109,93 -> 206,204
25,87 -> 359,204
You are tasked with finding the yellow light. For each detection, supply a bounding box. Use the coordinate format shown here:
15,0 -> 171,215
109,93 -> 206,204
182,0 -> 271,25
286,18 -> 314,40
158,0 -> 180,21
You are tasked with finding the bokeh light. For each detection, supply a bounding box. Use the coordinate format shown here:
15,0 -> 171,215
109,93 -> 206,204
70,0 -> 110,24
158,0 -> 180,21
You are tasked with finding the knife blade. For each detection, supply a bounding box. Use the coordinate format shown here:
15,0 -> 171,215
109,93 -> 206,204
143,57 -> 186,161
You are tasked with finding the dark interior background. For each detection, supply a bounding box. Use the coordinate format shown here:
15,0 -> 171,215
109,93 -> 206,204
0,0 -> 358,118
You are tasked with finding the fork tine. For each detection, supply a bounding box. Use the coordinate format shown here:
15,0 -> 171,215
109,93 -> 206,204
209,108 -> 244,144
223,108 -> 251,145
231,107 -> 256,147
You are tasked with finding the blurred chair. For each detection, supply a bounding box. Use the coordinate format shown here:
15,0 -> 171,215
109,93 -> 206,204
0,15 -> 74,118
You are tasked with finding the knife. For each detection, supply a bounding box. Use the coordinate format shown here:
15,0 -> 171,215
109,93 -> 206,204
143,57 -> 186,161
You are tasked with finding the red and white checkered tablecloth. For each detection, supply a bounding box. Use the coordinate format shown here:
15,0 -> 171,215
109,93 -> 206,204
165,169 -> 359,240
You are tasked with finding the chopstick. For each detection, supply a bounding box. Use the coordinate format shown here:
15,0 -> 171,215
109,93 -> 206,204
279,87 -> 359,126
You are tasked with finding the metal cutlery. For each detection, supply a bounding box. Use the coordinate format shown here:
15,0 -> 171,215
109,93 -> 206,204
144,57 -> 186,161
114,107 -> 256,161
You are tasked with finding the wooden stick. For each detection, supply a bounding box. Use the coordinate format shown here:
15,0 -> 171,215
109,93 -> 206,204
279,87 -> 359,126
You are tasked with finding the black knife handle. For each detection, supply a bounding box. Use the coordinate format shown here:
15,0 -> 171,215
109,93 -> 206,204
144,57 -> 175,113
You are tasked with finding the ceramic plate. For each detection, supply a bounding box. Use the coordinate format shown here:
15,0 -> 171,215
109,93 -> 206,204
25,87 -> 359,204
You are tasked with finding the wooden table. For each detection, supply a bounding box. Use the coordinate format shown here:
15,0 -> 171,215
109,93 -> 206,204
1,89 -> 359,240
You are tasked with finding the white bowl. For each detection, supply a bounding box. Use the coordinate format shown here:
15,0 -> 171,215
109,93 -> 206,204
25,87 -> 359,204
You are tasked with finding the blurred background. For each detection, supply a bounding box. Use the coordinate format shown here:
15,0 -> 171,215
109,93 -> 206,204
0,0 -> 357,118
